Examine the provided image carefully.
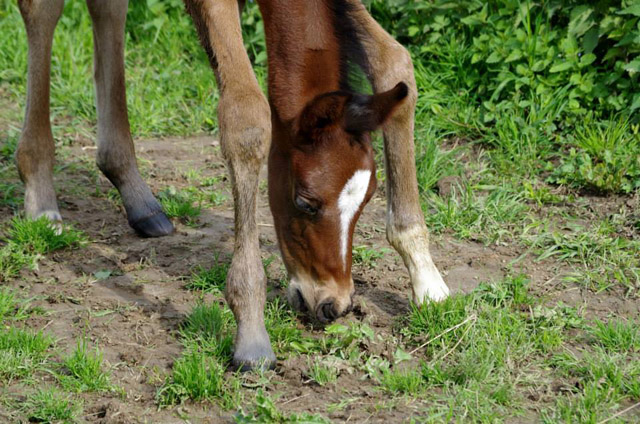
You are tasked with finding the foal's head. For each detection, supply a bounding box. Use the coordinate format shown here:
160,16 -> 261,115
269,82 -> 409,323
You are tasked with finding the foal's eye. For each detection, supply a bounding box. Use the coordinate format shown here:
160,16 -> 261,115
294,196 -> 318,215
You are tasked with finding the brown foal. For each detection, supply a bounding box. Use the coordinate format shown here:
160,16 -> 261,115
16,0 -> 449,370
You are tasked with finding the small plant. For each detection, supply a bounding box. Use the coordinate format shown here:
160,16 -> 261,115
379,367 -> 425,395
306,358 -> 338,386
588,318 -> 639,353
264,297 -> 307,354
180,302 -> 234,361
549,118 -> 640,194
23,388 -> 81,424
187,256 -> 229,293
58,340 -> 111,392
8,216 -> 86,254
0,182 -> 22,208
235,389 -> 330,423
0,328 -> 53,382
157,187 -> 201,225
157,348 -> 234,407
352,245 -> 389,268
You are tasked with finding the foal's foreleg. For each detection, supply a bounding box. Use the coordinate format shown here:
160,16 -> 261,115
86,0 -> 173,237
16,0 -> 65,223
184,0 -> 274,370
350,3 -> 449,303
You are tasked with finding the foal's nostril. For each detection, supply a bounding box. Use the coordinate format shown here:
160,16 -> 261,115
317,301 -> 338,323
294,288 -> 308,313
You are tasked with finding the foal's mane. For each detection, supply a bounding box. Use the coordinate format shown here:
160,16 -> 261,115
329,0 -> 374,94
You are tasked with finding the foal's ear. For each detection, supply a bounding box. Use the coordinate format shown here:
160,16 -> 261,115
297,93 -> 348,139
344,82 -> 409,134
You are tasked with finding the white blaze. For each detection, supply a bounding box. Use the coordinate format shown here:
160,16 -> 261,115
338,169 -> 371,269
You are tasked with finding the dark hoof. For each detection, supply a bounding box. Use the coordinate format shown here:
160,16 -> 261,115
232,346 -> 276,372
130,211 -> 174,238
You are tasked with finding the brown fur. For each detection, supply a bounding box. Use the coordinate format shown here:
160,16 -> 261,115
15,0 -> 449,370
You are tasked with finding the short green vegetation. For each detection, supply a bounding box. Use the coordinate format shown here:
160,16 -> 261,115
57,340 -> 112,393
0,216 -> 86,281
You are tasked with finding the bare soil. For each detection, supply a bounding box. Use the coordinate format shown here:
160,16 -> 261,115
1,135 -> 637,423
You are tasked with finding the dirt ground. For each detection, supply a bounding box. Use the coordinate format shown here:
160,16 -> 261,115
1,135 -> 638,423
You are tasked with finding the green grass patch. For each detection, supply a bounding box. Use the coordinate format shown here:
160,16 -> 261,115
306,357 -> 338,386
396,276 -> 585,420
158,187 -> 202,226
57,340 -> 111,393
180,302 -> 234,361
158,302 -> 239,407
424,183 -> 530,244
352,245 -> 389,269
379,367 -> 425,395
8,216 -> 86,255
157,348 -> 235,407
23,388 -> 81,424
549,118 -> 640,193
546,348 -> 640,423
587,318 -> 640,353
0,328 -> 53,382
526,221 -> 640,294
187,257 -> 229,293
236,390 -> 330,424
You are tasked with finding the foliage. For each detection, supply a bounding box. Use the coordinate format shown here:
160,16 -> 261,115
365,0 -> 640,124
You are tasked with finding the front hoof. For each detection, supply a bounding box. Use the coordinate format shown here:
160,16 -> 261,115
232,344 -> 276,372
130,211 -> 174,238
412,271 -> 450,304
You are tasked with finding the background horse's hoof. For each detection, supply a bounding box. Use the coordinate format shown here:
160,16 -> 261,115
232,345 -> 276,372
130,211 -> 174,238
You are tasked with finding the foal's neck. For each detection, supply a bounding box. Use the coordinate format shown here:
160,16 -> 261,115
257,0 -> 343,122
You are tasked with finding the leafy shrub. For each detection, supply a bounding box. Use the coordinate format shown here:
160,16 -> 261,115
365,0 -> 639,125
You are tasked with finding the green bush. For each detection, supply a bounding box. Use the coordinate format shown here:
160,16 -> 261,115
365,0 -> 640,125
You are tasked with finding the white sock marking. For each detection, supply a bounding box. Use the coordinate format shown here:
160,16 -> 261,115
338,170 -> 371,269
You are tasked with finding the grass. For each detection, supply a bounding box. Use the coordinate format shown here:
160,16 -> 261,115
235,390 -> 330,424
0,328 -> 53,382
306,358 -> 338,386
23,388 -> 82,424
352,244 -> 390,268
187,256 -> 229,293
1,0 -> 639,421
57,340 -> 111,393
158,302 -> 238,407
0,216 -> 86,281
157,186 -> 202,226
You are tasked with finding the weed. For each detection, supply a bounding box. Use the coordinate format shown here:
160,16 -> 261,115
8,216 -> 86,254
157,187 -> 201,225
187,257 -> 229,293
180,302 -> 234,361
549,118 -> 640,193
352,244 -> 389,268
23,388 -> 81,424
546,348 -> 640,422
0,328 -> 52,382
588,318 -> 639,353
57,340 -> 111,392
306,358 -> 338,386
264,297 -> 306,355
157,348 -> 238,408
379,367 -> 425,395
424,183 -> 529,244
235,390 -> 330,423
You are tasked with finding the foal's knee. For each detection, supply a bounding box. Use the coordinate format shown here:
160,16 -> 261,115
374,44 -> 417,119
218,87 -> 271,169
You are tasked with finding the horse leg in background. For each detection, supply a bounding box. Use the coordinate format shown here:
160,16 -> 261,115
16,0 -> 65,224
183,0 -> 275,370
349,2 -> 450,303
86,0 -> 173,237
